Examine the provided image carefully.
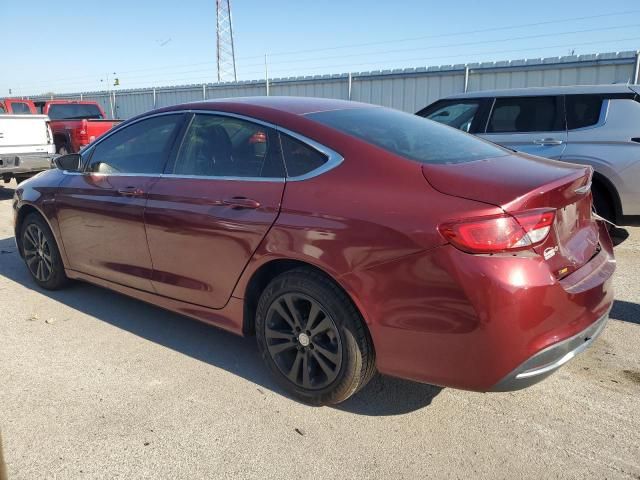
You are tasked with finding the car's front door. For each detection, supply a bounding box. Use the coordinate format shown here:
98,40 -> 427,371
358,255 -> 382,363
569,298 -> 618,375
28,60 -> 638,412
480,95 -> 567,159
144,113 -> 286,309
55,114 -> 185,290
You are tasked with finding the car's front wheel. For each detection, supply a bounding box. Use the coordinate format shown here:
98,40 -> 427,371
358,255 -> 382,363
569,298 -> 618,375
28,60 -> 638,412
255,268 -> 375,405
20,213 -> 68,290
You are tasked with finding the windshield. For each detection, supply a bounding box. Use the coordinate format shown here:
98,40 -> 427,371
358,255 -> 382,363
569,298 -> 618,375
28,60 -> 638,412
47,103 -> 104,120
307,107 -> 508,164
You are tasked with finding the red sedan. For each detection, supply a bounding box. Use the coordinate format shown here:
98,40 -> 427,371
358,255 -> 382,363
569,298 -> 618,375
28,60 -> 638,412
13,97 -> 615,405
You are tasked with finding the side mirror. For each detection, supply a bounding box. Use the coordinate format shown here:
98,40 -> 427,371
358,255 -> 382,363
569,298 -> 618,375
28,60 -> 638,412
54,153 -> 81,172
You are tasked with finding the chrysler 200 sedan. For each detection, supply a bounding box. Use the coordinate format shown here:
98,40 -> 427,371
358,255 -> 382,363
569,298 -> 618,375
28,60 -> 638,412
13,97 -> 615,405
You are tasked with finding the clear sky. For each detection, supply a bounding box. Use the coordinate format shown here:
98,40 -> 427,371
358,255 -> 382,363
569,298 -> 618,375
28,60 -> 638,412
1,0 -> 639,96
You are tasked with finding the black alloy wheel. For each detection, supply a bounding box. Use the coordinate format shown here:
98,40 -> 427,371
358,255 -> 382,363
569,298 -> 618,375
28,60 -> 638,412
264,292 -> 343,390
256,268 -> 376,405
20,213 -> 68,290
23,223 -> 54,283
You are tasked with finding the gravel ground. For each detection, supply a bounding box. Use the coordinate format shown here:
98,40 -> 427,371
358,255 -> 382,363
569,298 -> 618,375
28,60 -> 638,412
0,180 -> 638,480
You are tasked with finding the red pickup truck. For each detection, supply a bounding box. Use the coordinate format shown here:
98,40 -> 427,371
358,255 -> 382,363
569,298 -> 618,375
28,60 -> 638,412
0,98 -> 37,114
34,100 -> 121,154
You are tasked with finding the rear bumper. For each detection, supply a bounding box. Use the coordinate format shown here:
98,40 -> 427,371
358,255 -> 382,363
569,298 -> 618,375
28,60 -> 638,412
0,152 -> 55,175
490,310 -> 609,391
341,222 -> 615,392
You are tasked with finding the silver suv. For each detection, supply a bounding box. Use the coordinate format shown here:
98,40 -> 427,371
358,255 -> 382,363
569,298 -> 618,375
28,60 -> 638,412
417,85 -> 640,224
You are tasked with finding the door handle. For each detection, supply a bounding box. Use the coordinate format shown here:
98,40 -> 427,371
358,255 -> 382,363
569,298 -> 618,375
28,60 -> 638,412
222,196 -> 261,209
533,138 -> 563,146
117,186 -> 145,197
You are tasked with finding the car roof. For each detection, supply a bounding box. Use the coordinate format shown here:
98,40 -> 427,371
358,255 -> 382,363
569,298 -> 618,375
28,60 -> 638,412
445,84 -> 639,99
167,96 -> 373,116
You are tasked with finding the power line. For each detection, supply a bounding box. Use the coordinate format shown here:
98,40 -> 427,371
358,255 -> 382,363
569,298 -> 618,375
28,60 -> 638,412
11,9 -> 639,90
15,22 -> 640,92
21,36 -> 640,96
234,9 -> 640,60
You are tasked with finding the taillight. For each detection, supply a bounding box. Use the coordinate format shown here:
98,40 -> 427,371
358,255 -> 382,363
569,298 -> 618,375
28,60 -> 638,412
78,119 -> 89,144
439,209 -> 555,253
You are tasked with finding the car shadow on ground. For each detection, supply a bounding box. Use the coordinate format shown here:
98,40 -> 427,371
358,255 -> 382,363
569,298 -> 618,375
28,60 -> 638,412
609,299 -> 640,325
0,235 -> 441,416
0,186 -> 15,200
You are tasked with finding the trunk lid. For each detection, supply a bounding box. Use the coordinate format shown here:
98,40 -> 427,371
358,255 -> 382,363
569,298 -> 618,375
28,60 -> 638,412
422,153 -> 599,277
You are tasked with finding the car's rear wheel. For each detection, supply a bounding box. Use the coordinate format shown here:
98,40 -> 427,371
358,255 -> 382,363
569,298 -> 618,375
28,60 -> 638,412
20,213 -> 68,290
255,268 -> 375,405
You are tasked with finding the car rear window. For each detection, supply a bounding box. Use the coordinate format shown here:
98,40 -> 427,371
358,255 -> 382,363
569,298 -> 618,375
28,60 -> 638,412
11,102 -> 32,114
306,107 -> 507,164
47,104 -> 104,120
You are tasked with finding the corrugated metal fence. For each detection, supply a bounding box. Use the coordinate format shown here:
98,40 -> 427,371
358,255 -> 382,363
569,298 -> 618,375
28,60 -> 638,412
26,50 -> 640,119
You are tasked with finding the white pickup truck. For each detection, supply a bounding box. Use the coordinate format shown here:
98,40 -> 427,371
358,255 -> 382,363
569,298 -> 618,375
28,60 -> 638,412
0,114 -> 56,184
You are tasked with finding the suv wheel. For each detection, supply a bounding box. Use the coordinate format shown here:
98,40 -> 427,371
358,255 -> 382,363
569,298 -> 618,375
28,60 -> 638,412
255,268 -> 375,405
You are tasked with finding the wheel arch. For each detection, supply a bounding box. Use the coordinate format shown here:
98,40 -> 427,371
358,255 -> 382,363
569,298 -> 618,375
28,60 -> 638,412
591,171 -> 623,222
15,203 -> 59,259
240,258 -> 370,337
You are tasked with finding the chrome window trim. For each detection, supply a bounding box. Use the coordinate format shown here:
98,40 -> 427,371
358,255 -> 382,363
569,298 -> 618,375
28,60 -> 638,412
275,127 -> 343,181
62,170 -> 284,182
82,109 -> 343,182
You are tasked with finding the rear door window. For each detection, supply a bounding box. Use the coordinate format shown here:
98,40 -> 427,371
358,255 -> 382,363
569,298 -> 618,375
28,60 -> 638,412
487,96 -> 564,133
279,134 -> 328,177
170,114 -> 284,178
418,100 -> 482,133
566,95 -> 603,130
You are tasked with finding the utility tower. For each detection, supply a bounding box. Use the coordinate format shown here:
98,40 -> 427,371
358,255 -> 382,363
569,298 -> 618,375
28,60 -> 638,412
216,0 -> 237,82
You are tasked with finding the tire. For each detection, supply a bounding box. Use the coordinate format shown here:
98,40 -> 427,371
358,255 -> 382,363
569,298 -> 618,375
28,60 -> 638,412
14,175 -> 31,184
20,213 -> 68,290
57,143 -> 70,155
592,183 -> 615,223
256,268 -> 375,405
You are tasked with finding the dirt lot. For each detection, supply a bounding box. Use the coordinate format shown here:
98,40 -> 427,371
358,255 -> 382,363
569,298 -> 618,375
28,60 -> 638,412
0,180 -> 638,480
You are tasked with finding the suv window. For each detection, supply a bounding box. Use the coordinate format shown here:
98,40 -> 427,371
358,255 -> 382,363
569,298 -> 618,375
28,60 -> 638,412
308,107 -> 507,165
11,102 -> 32,114
0,104 -> 6,114
87,115 -> 182,174
566,95 -> 603,130
419,101 -> 481,132
171,114 -> 284,178
279,134 -> 328,177
487,96 -> 563,133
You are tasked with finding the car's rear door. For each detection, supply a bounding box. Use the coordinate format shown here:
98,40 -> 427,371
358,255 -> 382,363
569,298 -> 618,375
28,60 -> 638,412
55,113 -> 185,291
480,95 -> 567,159
144,112 -> 286,309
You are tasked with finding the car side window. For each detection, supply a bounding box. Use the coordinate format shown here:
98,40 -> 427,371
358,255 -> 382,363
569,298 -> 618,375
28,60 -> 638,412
87,115 -> 182,174
171,114 -> 284,178
420,101 -> 481,132
566,95 -> 603,130
487,96 -> 563,133
0,104 -> 6,114
279,134 -> 328,177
